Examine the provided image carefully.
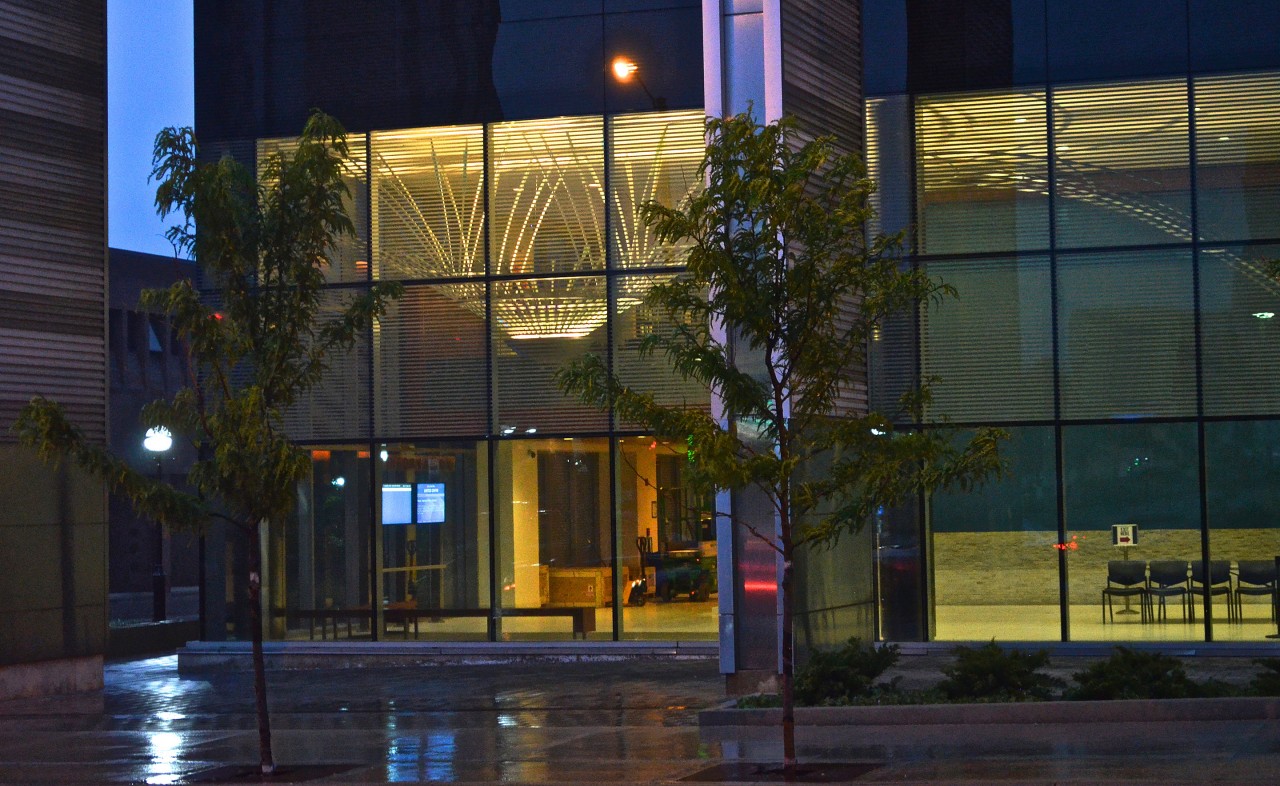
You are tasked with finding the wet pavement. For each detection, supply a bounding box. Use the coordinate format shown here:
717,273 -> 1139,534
0,653 -> 1278,784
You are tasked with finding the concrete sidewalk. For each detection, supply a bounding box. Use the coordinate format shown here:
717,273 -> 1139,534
0,653 -> 1277,784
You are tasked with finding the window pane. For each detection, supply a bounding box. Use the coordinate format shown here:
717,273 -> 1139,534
497,437 -> 613,640
375,284 -> 488,437
491,275 -> 609,433
617,436 -> 718,640
1057,250 -> 1196,419
607,111 -> 704,269
283,289 -> 372,441
613,273 -> 711,427
931,427 -> 1059,641
1205,420 -> 1280,641
269,448 -> 372,641
1063,422 -> 1201,642
378,442 -> 489,641
257,134 -> 369,284
371,125 -> 485,281
916,90 -> 1049,254
866,96 -> 914,240
489,116 -> 605,276
922,256 -> 1053,421
1200,244 -> 1280,416
1195,73 -> 1280,243
1053,80 -> 1191,249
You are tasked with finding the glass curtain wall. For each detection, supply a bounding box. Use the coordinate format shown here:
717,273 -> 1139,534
875,70 -> 1280,643
260,110 -> 713,642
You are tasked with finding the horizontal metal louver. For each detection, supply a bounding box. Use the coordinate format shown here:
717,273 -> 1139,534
1194,73 -> 1280,243
607,110 -> 704,269
491,275 -> 609,434
1199,245 -> 1280,416
256,134 -> 368,284
920,257 -> 1053,422
0,328 -> 105,442
371,125 -> 485,281
1057,250 -> 1196,419
282,288 -> 372,441
915,90 -> 1049,254
375,284 -> 488,438
489,116 -> 605,277
1053,80 -> 1190,249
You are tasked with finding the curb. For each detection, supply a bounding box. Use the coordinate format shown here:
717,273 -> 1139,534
699,696 -> 1280,726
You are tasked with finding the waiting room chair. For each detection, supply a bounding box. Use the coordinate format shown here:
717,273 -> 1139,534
1189,560 -> 1236,622
1102,560 -> 1149,623
1146,560 -> 1191,622
1234,560 -> 1279,623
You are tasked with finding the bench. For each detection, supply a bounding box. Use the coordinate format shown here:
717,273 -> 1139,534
277,606 -> 597,640
386,607 -> 597,639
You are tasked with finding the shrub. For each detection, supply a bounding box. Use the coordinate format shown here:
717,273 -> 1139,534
937,641 -> 1063,702
1248,658 -> 1280,696
1067,647 -> 1215,700
793,638 -> 901,706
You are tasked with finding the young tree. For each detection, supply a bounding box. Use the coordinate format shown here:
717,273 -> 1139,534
14,111 -> 400,776
557,113 -> 1004,775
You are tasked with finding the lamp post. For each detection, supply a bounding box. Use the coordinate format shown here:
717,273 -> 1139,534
611,56 -> 666,110
143,426 -> 173,622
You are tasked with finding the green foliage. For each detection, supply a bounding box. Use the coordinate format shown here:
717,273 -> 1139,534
1249,658 -> 1280,696
556,112 -> 1004,557
937,642 -> 1063,703
1067,647 -> 1217,700
794,638 -> 901,706
736,693 -> 783,709
14,111 -> 401,538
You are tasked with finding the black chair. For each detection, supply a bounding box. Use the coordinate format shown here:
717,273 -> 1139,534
1102,560 -> 1149,623
1189,560 -> 1236,622
1234,560 -> 1279,623
1146,560 -> 1191,622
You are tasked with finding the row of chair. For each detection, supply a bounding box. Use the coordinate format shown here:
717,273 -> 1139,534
1102,560 -> 1279,623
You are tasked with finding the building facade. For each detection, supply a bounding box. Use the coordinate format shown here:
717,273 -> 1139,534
0,0 -> 108,699
866,0 -> 1280,644
192,0 -> 1280,679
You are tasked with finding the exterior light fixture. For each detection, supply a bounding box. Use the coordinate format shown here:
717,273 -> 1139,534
609,55 -> 666,110
143,426 -> 173,453
379,449 -> 389,462
142,426 -> 173,622
611,56 -> 639,82
331,476 -> 346,488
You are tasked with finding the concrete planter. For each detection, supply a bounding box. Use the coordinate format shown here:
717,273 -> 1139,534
700,696 -> 1280,726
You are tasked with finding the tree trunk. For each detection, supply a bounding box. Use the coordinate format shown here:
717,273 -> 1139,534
246,521 -> 276,775
780,554 -> 797,777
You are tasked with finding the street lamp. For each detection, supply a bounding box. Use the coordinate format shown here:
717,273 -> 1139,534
143,426 -> 172,622
611,56 -> 666,110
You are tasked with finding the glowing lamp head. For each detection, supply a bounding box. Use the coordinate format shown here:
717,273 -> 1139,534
143,426 -> 173,453
612,56 -> 638,82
